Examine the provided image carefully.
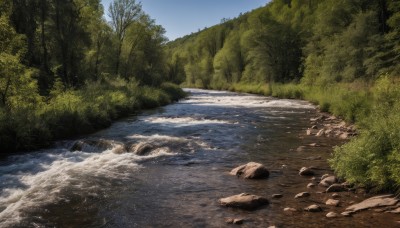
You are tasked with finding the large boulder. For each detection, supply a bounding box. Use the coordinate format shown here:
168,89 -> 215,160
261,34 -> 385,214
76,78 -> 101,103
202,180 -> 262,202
345,195 -> 399,213
230,162 -> 269,179
219,193 -> 269,210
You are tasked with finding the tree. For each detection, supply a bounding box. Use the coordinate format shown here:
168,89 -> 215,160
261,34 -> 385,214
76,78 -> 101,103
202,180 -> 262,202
108,0 -> 142,75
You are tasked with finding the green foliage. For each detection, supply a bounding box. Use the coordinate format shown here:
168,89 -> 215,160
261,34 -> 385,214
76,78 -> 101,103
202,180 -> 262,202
0,0 -> 185,153
331,76 -> 400,191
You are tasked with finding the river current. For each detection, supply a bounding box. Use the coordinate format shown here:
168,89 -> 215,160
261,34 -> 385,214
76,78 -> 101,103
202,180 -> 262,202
0,89 -> 397,227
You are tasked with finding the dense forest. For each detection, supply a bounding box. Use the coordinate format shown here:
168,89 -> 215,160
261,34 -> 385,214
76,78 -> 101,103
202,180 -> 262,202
166,0 -> 400,191
0,0 -> 184,153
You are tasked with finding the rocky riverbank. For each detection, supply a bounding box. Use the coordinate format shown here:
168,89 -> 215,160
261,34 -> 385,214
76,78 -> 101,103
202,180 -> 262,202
217,112 -> 400,227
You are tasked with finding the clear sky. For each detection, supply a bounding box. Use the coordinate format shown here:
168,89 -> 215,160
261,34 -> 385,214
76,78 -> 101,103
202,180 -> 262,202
101,0 -> 269,41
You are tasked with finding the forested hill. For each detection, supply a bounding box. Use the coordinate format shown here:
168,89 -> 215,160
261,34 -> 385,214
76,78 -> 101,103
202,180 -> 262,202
166,0 -> 399,87
0,0 -> 184,153
166,0 -> 400,192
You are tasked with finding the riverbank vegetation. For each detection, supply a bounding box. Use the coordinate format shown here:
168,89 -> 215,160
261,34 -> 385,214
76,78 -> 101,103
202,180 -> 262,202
0,0 -> 185,154
165,0 -> 400,191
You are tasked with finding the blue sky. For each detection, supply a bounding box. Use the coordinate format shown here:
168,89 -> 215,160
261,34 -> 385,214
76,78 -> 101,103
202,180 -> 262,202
101,0 -> 269,40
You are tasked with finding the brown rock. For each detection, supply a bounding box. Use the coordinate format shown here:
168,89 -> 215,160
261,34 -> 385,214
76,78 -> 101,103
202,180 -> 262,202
339,133 -> 349,139
321,174 -> 330,180
299,167 -> 314,176
316,129 -> 325,137
230,162 -> 270,179
326,212 -> 339,218
388,207 -> 400,214
326,184 -> 346,192
311,125 -> 318,129
332,193 -> 340,199
307,183 -> 316,188
233,218 -> 244,224
272,194 -> 283,199
304,204 -> 322,212
219,193 -> 269,210
319,176 -> 338,187
284,207 -> 297,212
225,218 -> 234,224
341,211 -> 353,217
326,199 -> 340,207
130,142 -> 154,155
295,192 -> 310,199
345,195 -> 399,213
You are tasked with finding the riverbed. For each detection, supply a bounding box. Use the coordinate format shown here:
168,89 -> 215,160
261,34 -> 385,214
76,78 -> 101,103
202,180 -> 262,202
0,89 -> 397,227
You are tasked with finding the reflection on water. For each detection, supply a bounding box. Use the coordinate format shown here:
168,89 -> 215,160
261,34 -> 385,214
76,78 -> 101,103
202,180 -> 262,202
0,89 -> 397,227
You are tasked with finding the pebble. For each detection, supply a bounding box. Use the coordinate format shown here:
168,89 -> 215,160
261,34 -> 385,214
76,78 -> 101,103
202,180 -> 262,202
284,207 -> 297,212
307,183 -> 316,188
272,194 -> 283,199
295,192 -> 311,199
326,212 -> 339,218
326,199 -> 340,207
305,204 -> 322,212
299,167 -> 314,176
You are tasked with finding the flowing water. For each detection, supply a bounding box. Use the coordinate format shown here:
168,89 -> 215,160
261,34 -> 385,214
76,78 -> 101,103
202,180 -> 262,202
0,89 -> 398,227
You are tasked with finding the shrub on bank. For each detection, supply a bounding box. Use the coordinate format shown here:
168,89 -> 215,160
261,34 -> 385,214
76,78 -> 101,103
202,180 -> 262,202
0,79 -> 186,154
330,76 -> 400,191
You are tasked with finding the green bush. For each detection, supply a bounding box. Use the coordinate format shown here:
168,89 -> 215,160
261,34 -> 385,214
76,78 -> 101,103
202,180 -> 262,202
330,76 -> 400,191
0,79 -> 185,154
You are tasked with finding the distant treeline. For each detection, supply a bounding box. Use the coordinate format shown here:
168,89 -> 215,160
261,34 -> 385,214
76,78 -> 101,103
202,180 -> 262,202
0,0 -> 184,153
166,0 -> 400,192
166,0 -> 399,87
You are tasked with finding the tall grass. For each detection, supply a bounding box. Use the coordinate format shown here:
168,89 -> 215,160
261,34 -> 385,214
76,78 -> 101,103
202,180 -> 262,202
0,79 -> 186,154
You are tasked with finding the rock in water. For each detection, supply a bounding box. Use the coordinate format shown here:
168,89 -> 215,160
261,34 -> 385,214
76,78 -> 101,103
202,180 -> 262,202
230,162 -> 269,179
295,192 -> 311,199
326,212 -> 339,218
326,184 -> 346,192
219,193 -> 269,210
345,195 -> 399,213
299,167 -> 314,176
325,199 -> 340,207
304,204 -> 322,212
319,176 -> 338,187
130,142 -> 153,155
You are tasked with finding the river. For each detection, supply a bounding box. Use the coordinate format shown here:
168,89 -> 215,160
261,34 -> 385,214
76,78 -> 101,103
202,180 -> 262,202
0,89 -> 397,227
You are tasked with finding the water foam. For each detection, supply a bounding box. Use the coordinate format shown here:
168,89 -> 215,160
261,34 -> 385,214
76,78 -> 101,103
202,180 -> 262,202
0,148 -> 150,227
184,89 -> 314,109
142,116 -> 231,126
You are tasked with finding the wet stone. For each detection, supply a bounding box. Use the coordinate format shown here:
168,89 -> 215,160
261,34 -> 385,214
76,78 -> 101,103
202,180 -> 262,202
307,183 -> 316,188
332,193 -> 340,199
295,192 -> 310,199
299,167 -> 314,176
326,212 -> 339,218
284,207 -> 297,212
304,204 -> 322,212
272,194 -> 283,199
230,162 -> 270,179
326,199 -> 340,207
219,193 -> 269,210
326,184 -> 346,193
319,176 -> 338,187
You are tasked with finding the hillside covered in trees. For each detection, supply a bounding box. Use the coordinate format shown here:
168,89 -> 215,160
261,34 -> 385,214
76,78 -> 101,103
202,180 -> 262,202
166,0 -> 400,191
0,0 -> 184,153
